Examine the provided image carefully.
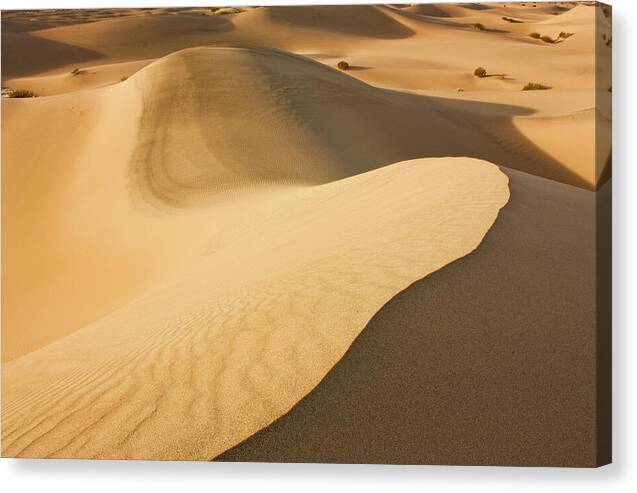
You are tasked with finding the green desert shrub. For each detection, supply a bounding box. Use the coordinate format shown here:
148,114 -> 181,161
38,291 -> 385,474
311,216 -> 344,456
474,67 -> 488,78
540,35 -> 554,43
529,32 -> 541,39
8,89 -> 37,98
523,82 -> 551,91
337,60 -> 349,71
472,22 -> 485,31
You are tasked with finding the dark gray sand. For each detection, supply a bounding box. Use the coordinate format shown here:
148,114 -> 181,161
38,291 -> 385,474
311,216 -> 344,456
216,168 -> 608,467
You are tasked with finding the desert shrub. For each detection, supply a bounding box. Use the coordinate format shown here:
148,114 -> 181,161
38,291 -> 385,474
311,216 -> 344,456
502,16 -> 522,23
558,31 -> 574,39
474,67 -> 487,78
522,82 -> 551,91
472,23 -> 485,31
70,68 -> 87,76
120,76 -> 128,82
540,35 -> 554,43
529,32 -> 541,39
337,61 -> 349,71
8,89 -> 37,98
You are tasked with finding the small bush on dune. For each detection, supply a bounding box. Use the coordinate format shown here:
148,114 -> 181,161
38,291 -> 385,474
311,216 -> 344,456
558,31 -> 574,39
472,22 -> 485,31
8,89 -> 37,98
474,67 -> 488,78
540,35 -> 554,43
502,16 -> 522,23
523,82 -> 551,91
337,61 -> 349,71
70,67 -> 87,76
529,32 -> 541,39
120,76 -> 128,82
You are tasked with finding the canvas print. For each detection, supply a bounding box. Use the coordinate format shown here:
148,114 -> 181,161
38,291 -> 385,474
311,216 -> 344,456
1,2 -> 611,466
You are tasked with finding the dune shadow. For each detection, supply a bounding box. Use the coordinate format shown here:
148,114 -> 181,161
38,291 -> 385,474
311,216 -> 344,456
470,25 -> 511,34
1,32 -> 106,78
129,45 -> 596,211
264,5 -> 415,39
345,65 -> 372,72
461,2 -> 495,11
374,88 -> 594,190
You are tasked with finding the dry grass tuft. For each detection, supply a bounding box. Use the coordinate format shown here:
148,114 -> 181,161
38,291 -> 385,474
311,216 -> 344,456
7,89 -> 37,98
523,82 -> 551,91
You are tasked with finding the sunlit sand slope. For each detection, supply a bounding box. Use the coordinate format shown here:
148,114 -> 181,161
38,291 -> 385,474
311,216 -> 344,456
2,157 -> 509,459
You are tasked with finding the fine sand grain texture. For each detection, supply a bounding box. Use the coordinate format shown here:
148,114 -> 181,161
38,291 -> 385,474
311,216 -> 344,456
1,3 -> 610,464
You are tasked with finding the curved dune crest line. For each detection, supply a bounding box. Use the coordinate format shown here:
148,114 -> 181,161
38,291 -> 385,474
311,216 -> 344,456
2,157 -> 509,460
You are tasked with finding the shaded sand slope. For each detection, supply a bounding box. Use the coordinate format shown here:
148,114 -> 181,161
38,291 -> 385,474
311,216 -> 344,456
1,158 -> 509,460
130,47 -> 594,202
3,46 -> 587,364
218,169 -> 602,467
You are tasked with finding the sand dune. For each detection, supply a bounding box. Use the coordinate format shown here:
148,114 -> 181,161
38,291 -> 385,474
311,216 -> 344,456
1,3 -> 609,464
218,167 -> 604,467
2,41 -> 510,459
1,153 -> 509,458
2,43 -> 604,365
3,3 -> 610,188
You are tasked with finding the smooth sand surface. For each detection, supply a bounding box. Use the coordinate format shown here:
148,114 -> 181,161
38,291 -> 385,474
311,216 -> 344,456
1,3 -> 610,463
